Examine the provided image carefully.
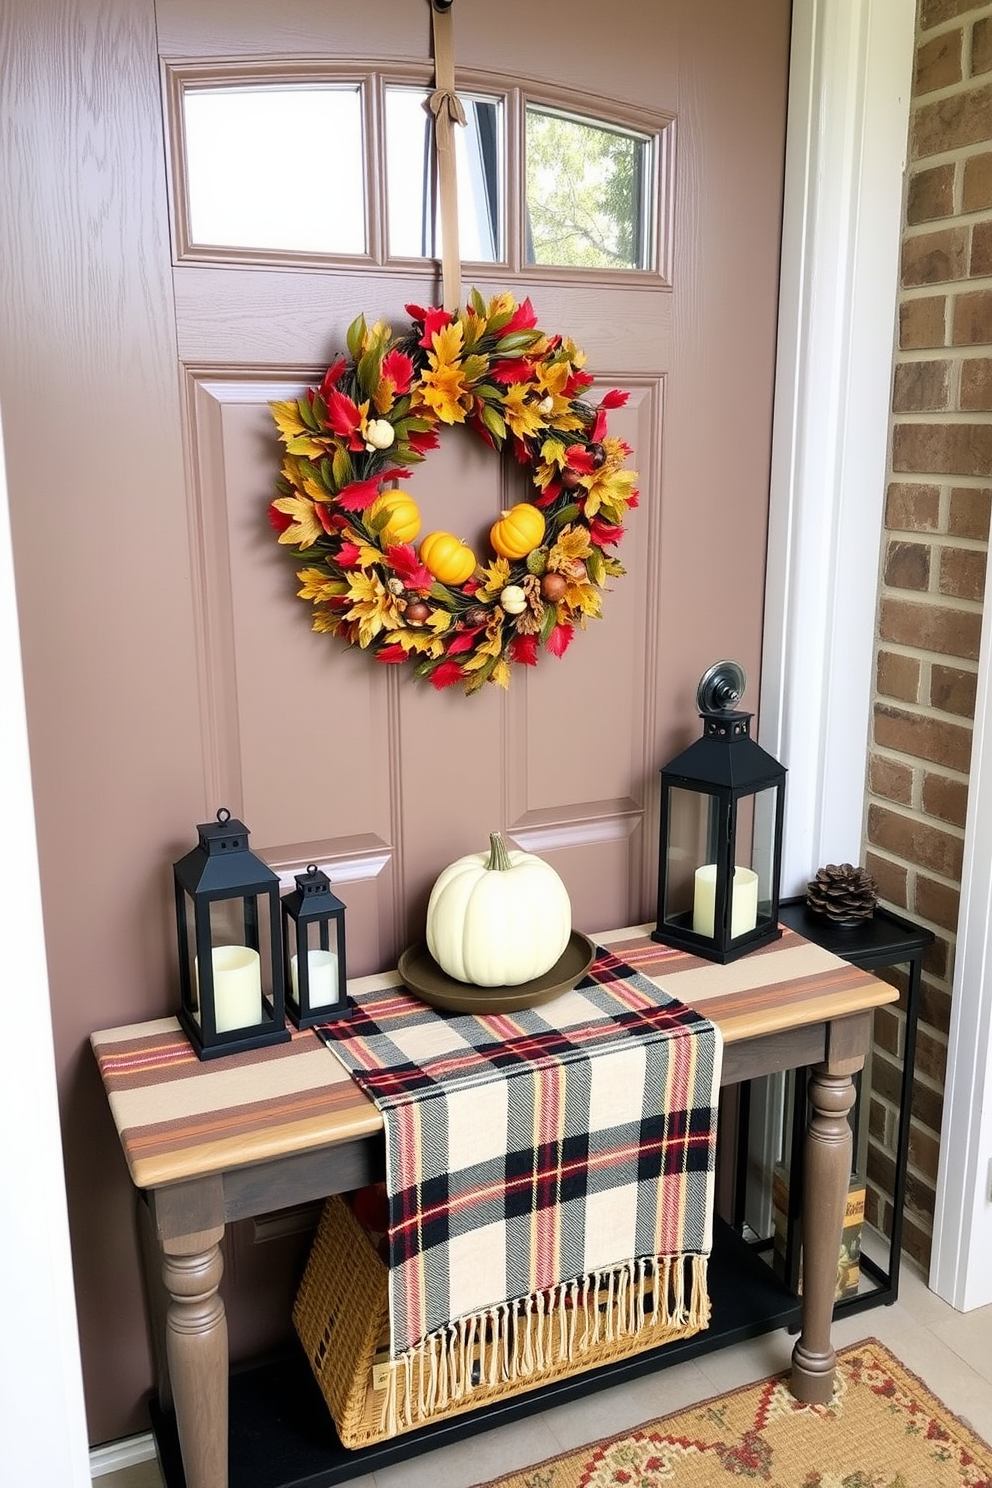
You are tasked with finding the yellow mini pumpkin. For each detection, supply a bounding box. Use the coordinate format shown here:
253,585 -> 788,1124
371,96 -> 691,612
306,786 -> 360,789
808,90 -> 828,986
420,531 -> 477,585
369,488 -> 421,545
490,502 -> 546,561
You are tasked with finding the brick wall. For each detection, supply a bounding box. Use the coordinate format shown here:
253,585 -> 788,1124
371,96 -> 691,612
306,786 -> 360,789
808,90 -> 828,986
864,0 -> 992,1270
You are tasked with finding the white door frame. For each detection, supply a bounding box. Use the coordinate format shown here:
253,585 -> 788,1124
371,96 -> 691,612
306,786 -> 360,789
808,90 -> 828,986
9,2 -> 974,1472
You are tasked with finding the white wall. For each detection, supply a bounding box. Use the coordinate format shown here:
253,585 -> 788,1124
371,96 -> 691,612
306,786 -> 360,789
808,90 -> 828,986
0,415 -> 91,1482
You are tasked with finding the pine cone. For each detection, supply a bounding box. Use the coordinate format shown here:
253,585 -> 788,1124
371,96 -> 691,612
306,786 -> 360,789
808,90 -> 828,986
806,863 -> 878,923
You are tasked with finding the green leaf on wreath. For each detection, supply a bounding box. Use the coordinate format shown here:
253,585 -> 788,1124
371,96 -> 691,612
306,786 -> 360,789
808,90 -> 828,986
346,314 -> 367,362
480,403 -> 507,443
469,288 -> 487,317
539,602 -> 558,643
283,433 -> 324,457
495,330 -> 541,354
357,344 -> 384,398
587,548 -> 607,587
297,396 -> 320,432
465,655 -> 497,693
331,445 -> 353,488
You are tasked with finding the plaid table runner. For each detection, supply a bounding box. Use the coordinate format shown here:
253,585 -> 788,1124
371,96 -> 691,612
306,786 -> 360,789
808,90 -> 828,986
318,945 -> 723,1432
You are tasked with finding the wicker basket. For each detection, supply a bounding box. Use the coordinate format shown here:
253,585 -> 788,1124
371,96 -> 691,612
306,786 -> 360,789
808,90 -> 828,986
293,1194 -> 709,1449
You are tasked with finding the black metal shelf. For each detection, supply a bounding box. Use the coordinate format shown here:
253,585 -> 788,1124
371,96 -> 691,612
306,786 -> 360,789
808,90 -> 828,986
774,897 -> 933,1313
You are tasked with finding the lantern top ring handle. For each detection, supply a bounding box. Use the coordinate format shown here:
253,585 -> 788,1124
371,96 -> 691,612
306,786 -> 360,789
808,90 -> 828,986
216,807 -> 231,823
307,863 -> 318,875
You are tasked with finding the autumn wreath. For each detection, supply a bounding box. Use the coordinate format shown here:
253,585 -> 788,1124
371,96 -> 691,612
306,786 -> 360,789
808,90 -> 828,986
268,290 -> 638,694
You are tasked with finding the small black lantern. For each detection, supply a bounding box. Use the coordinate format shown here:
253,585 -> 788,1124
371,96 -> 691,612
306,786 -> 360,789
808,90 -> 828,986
281,864 -> 354,1029
173,808 -> 290,1059
653,661 -> 786,964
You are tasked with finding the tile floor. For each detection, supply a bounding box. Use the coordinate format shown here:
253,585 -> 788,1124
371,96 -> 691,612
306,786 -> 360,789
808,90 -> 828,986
96,1245 -> 992,1488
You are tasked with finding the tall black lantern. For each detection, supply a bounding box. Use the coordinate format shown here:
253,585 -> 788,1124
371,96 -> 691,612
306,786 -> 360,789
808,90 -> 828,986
173,808 -> 290,1059
653,662 -> 786,965
281,864 -> 354,1029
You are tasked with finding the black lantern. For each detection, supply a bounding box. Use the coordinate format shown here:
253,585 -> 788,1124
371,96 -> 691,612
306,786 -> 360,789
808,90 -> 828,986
281,864 -> 354,1029
173,808 -> 290,1059
653,662 -> 786,964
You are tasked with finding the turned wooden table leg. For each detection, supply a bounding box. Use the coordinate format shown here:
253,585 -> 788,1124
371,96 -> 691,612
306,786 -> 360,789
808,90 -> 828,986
790,1062 -> 857,1404
162,1227 -> 228,1488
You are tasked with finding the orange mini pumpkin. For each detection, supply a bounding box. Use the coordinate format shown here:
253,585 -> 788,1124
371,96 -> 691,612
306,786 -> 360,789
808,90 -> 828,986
490,502 -> 546,561
420,531 -> 477,585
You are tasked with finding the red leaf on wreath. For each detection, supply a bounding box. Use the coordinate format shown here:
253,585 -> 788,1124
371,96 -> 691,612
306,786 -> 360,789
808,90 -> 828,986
318,359 -> 347,400
564,445 -> 596,474
509,634 -> 539,666
547,624 -> 575,658
417,306 -> 453,349
429,661 -> 466,690
324,388 -> 366,450
504,296 -> 538,333
268,503 -> 293,534
490,359 -> 535,385
316,504 -> 338,535
564,368 -> 595,398
336,468 -> 412,512
336,540 -> 362,567
384,544 -> 433,591
599,389 -> 629,409
590,408 -> 608,443
446,628 -> 483,656
589,517 -> 625,547
375,644 -> 409,664
381,348 -> 414,397
405,428 -> 440,455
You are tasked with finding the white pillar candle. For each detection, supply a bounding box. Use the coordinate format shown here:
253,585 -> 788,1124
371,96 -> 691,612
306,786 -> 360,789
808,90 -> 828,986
291,948 -> 339,1009
197,945 -> 263,1032
692,865 -> 759,939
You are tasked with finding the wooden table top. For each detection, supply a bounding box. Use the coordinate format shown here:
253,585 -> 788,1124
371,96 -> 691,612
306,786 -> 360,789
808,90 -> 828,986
91,924 -> 896,1192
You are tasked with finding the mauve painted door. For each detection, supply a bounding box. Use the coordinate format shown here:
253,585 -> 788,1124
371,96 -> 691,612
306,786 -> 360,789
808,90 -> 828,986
0,0 -> 789,1443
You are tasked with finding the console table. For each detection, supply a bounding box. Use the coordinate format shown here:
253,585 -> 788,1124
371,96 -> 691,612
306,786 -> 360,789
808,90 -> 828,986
91,924 -> 897,1488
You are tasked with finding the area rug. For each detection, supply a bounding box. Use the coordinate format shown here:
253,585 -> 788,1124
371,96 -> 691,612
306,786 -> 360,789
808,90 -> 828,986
472,1339 -> 992,1488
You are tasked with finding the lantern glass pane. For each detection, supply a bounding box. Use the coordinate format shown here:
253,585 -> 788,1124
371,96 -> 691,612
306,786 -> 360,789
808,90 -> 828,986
751,785 -> 781,921
296,916 -> 342,1010
662,785 -> 720,930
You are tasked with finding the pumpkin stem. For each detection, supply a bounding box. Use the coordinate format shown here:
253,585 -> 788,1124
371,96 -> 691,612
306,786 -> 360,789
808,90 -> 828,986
487,831 -> 512,872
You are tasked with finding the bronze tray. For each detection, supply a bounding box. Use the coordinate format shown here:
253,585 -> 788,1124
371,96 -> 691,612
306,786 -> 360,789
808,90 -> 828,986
397,932 -> 597,1014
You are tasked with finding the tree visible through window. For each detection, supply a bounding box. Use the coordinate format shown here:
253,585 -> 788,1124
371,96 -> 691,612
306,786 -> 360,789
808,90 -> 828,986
525,106 -> 651,271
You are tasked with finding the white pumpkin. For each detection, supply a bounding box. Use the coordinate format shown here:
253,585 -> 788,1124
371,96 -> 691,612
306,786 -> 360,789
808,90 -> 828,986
426,832 -> 571,986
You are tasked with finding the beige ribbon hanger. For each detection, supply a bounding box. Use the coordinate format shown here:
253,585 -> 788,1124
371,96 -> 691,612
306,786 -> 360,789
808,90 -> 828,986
428,0 -> 466,313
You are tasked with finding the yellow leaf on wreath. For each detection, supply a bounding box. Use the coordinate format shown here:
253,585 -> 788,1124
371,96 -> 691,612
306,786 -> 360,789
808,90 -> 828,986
491,658 -> 511,690
478,557 -> 511,596
271,400 -> 308,441
426,607 -> 454,635
551,526 -> 593,564
501,383 -> 545,442
272,496 -> 324,549
296,567 -> 347,601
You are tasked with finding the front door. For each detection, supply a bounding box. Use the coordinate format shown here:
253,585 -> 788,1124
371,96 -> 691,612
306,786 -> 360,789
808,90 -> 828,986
1,0 -> 790,1442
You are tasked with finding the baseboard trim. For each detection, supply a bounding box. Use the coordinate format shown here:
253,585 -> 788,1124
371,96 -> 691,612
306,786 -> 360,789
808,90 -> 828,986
90,1432 -> 157,1478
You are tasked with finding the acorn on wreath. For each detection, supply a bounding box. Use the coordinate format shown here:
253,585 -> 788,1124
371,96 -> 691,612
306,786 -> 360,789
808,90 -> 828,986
805,862 -> 878,925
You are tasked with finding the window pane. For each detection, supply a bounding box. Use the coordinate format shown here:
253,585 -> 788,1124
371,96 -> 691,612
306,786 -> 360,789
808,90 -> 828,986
183,86 -> 366,254
525,106 -> 652,270
385,86 -> 503,261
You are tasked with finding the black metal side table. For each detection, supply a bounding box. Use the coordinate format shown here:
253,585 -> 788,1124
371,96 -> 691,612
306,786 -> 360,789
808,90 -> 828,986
776,896 -> 934,1314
